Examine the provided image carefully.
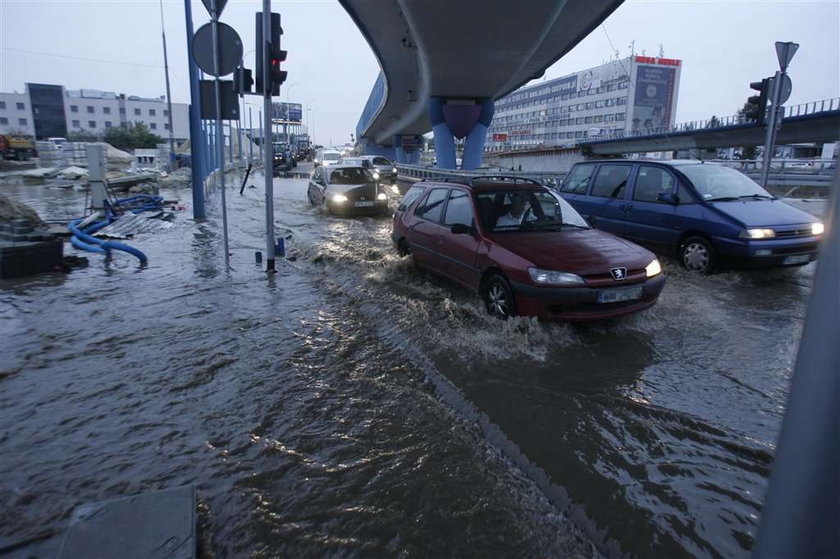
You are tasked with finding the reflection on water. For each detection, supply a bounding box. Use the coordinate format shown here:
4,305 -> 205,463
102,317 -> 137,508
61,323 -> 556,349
0,167 -> 815,557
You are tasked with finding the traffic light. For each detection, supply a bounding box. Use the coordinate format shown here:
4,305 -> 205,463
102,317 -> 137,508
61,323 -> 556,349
269,47 -> 288,95
255,12 -> 287,96
233,66 -> 253,95
745,78 -> 770,125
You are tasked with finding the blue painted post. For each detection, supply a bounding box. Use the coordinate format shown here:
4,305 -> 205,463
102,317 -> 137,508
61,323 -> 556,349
462,99 -> 494,170
248,107 -> 254,161
183,0 -> 205,218
428,98 -> 456,169
227,122 -> 233,165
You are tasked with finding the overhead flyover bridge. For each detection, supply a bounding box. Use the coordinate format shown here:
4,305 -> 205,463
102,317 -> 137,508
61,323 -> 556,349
341,0 -> 624,169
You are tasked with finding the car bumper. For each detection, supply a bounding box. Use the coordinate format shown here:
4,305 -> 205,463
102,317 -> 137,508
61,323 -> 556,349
327,200 -> 389,216
510,274 -> 666,321
712,235 -> 820,268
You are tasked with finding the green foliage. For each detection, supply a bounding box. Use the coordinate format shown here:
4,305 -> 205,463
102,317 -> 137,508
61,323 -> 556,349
67,130 -> 100,142
103,122 -> 164,151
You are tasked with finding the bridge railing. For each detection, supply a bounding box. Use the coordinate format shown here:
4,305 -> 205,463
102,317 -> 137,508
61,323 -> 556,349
488,97 -> 840,151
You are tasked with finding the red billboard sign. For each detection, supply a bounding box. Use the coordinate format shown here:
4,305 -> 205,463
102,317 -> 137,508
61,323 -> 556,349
492,133 -> 508,141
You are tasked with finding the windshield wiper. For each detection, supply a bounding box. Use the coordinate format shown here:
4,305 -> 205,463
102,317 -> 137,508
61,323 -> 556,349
706,196 -> 739,202
738,194 -> 775,200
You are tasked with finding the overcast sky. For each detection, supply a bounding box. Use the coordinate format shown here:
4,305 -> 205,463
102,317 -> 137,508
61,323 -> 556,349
1,0 -> 838,146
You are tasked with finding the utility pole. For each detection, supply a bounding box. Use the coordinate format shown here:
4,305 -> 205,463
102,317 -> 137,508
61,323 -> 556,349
159,0 -> 176,170
210,0 -> 231,269
261,1 -> 276,272
183,0 -> 205,219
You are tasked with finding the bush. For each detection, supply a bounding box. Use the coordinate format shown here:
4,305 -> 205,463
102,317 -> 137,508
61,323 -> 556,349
103,122 -> 164,151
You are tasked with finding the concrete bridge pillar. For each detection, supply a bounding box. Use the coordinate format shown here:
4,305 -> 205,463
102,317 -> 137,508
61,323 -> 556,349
428,97 -> 494,170
393,134 -> 423,165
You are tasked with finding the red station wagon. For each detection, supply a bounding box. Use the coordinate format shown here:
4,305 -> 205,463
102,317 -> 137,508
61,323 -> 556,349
391,177 -> 667,321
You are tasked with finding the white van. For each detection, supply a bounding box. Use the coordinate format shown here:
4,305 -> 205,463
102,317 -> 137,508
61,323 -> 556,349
315,149 -> 341,167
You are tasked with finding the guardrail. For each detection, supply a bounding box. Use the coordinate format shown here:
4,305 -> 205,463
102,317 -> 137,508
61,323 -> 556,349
396,163 -> 567,187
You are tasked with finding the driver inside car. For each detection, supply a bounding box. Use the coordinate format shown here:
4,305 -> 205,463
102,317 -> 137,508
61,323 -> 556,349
495,193 -> 532,229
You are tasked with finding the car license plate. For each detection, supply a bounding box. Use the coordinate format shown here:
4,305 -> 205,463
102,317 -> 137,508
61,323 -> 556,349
783,254 -> 810,265
597,286 -> 643,304
354,201 -> 374,207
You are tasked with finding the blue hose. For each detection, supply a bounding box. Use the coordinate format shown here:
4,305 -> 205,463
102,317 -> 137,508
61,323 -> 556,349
69,216 -> 148,264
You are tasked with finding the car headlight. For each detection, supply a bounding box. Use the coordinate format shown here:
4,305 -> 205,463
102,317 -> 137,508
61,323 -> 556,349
390,185 -> 400,195
645,258 -> 662,278
332,193 -> 348,203
811,222 -> 824,235
377,192 -> 387,201
739,228 -> 776,239
528,267 -> 585,286
392,166 -> 397,173
372,172 -> 380,180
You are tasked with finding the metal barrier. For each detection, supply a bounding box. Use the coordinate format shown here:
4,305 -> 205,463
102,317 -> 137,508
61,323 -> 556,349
396,163 -> 567,187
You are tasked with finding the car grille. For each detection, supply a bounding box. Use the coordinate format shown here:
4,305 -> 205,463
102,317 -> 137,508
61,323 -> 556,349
775,227 -> 813,238
583,269 -> 646,287
773,244 -> 818,255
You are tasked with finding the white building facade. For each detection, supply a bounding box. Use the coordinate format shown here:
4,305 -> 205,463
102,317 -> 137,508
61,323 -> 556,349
487,55 -> 682,149
0,84 -> 190,141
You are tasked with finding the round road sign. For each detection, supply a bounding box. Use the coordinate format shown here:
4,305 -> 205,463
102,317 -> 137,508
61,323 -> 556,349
191,22 -> 243,77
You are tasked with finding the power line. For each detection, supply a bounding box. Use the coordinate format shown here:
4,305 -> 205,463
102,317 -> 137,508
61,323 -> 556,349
0,47 -> 163,69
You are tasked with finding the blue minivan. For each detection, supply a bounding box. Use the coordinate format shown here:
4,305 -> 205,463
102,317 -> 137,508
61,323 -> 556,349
557,160 -> 824,273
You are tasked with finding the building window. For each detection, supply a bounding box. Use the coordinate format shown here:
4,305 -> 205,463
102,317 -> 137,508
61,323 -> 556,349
150,123 -> 157,130
0,117 -> 7,125
16,102 -> 25,110
87,106 -> 94,113
149,109 -> 156,116
164,123 -> 170,130
103,107 -> 111,114
163,110 -> 169,116
105,121 -> 113,128
0,101 -> 5,109
70,105 -> 78,113
120,107 -> 126,114
19,118 -> 27,126
89,120 -> 96,128
134,108 -> 141,115
72,119 -> 80,127
615,113 -> 625,121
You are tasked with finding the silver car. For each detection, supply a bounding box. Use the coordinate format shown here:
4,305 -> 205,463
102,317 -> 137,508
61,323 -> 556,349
358,155 -> 398,183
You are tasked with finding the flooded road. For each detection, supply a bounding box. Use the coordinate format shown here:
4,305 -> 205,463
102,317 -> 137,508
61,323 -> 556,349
1,166 -> 818,557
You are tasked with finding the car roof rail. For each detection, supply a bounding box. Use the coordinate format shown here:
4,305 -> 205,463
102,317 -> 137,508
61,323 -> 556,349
417,176 -> 469,184
469,175 -> 543,187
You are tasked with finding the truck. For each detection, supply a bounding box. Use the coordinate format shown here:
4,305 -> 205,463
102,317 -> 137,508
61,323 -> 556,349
0,134 -> 37,160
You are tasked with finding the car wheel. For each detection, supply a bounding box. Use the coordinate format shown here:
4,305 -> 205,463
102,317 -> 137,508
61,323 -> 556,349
482,273 -> 516,320
681,236 -> 716,274
397,238 -> 411,257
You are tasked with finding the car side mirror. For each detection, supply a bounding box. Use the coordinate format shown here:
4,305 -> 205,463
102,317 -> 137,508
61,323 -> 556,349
450,223 -> 473,235
657,192 -> 678,205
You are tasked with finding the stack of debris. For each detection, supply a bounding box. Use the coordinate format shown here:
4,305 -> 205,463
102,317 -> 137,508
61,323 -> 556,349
0,195 -> 64,279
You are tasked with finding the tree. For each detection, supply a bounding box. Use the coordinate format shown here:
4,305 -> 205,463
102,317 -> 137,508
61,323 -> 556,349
103,122 -> 164,151
68,130 -> 100,142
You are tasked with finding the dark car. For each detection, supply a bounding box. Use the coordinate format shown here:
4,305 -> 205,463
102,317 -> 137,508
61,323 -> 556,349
359,155 -> 398,184
391,177 -> 666,321
308,164 -> 390,216
271,142 -> 293,175
558,160 -> 824,273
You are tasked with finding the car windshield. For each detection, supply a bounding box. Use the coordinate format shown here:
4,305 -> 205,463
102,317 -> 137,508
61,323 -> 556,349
329,167 -> 373,184
476,190 -> 589,233
372,157 -> 391,166
679,164 -> 774,200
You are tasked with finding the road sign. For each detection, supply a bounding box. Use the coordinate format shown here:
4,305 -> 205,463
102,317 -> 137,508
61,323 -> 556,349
200,0 -> 228,17
191,22 -> 243,77
772,74 -> 793,105
775,41 -> 799,72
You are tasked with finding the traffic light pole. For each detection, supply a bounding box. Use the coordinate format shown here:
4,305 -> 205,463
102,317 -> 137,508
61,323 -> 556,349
211,0 -> 231,269
262,0 -> 276,272
759,71 -> 782,189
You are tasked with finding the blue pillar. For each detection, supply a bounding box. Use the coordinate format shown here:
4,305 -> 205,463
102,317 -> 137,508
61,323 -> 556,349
184,0 -> 205,218
428,97 -> 456,169
462,99 -> 494,170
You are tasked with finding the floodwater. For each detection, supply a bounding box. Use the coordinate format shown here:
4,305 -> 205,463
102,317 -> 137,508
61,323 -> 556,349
0,166 -> 820,557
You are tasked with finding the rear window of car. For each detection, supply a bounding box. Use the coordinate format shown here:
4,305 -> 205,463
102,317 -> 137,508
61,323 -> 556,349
560,163 -> 596,193
329,168 -> 371,184
398,185 -> 426,211
323,152 -> 341,161
373,157 -> 391,166
590,164 -> 632,198
415,188 -> 448,222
